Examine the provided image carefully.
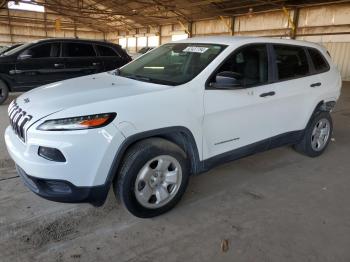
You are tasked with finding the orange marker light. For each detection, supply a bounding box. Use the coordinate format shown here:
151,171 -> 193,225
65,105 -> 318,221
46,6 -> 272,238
80,117 -> 109,127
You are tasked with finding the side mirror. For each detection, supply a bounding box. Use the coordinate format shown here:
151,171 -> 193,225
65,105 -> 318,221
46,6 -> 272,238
18,53 -> 32,60
210,71 -> 243,89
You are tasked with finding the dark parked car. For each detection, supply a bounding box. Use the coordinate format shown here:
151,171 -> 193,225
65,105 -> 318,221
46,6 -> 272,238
0,38 -> 131,104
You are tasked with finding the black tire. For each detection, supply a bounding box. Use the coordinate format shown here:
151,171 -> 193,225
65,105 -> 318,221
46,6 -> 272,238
0,80 -> 9,105
294,111 -> 333,157
114,138 -> 190,218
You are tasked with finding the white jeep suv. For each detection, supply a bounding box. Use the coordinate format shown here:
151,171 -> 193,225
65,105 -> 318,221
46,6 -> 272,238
5,37 -> 341,218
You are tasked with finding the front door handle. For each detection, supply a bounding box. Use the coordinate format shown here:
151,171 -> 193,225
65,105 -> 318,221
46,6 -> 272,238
9,69 -> 23,75
260,91 -> 275,97
310,82 -> 322,87
92,62 -> 100,66
54,63 -> 64,68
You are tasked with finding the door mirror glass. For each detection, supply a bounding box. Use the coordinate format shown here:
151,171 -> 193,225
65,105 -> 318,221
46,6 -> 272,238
211,71 -> 242,89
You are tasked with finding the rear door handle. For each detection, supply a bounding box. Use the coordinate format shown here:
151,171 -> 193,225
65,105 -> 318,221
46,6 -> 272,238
260,91 -> 275,97
310,82 -> 322,87
54,63 -> 64,68
92,62 -> 100,66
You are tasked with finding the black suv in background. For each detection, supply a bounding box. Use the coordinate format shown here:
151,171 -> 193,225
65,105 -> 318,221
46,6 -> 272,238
0,38 -> 131,104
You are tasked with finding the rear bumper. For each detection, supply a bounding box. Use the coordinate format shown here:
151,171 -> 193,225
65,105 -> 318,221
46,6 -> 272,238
16,165 -> 108,206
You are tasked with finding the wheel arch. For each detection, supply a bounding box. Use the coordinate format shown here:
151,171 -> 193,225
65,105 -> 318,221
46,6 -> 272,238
305,100 -> 336,130
314,100 -> 336,113
105,126 -> 202,187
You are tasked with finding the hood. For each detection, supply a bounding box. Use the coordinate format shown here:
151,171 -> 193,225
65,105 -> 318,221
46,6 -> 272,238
0,54 -> 15,62
13,72 -> 170,121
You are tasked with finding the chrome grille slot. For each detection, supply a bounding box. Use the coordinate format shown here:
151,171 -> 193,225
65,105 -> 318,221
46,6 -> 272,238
8,101 -> 32,142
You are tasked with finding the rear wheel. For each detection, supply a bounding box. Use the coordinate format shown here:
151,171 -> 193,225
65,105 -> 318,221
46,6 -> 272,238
114,138 -> 190,218
0,80 -> 9,105
294,111 -> 333,157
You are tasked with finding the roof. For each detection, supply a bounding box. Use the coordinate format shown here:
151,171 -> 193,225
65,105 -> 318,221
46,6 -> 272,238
4,0 -> 345,33
30,38 -> 119,45
175,36 -> 325,49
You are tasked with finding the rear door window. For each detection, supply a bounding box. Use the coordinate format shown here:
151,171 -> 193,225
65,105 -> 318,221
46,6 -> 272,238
307,48 -> 329,73
97,45 -> 118,57
63,42 -> 96,57
273,45 -> 309,80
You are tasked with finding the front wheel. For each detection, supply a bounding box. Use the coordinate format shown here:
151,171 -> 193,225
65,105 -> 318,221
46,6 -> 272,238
114,138 -> 190,218
294,111 -> 333,157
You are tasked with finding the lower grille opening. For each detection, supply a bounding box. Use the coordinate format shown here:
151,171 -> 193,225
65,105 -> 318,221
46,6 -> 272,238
41,181 -> 72,194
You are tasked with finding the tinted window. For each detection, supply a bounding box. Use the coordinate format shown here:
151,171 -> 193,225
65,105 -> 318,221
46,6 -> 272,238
64,43 -> 96,57
274,45 -> 309,80
308,48 -> 329,72
97,45 -> 118,56
21,43 -> 60,58
116,46 -> 131,60
212,44 -> 268,87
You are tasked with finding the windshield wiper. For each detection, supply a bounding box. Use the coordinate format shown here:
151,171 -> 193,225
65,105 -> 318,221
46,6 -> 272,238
118,72 -> 177,86
125,74 -> 151,82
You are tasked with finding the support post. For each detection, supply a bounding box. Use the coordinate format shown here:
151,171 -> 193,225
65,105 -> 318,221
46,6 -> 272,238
188,22 -> 193,38
44,0 -> 48,37
136,28 -> 138,52
74,22 -> 78,38
291,8 -> 299,39
231,16 -> 235,36
7,9 -> 13,44
178,20 -> 190,35
220,16 -> 233,35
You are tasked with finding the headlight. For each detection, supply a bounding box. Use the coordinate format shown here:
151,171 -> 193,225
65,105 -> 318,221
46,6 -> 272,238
37,113 -> 116,131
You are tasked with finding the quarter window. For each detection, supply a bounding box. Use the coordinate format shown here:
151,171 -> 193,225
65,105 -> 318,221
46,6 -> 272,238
64,43 -> 96,57
97,45 -> 118,57
273,45 -> 309,80
308,48 -> 329,72
211,44 -> 268,87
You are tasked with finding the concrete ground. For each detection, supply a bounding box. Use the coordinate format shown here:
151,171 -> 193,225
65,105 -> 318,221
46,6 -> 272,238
1,83 -> 350,262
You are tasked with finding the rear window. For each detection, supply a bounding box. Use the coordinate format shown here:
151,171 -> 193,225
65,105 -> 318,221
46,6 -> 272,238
64,43 -> 96,57
97,45 -> 118,57
308,48 -> 329,73
273,45 -> 309,80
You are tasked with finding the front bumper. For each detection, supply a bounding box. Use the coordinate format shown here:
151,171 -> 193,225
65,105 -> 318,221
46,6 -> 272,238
16,165 -> 108,205
5,123 -> 125,204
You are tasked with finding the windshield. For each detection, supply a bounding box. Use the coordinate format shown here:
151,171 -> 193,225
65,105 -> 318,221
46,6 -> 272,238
119,43 -> 226,86
2,43 -> 30,56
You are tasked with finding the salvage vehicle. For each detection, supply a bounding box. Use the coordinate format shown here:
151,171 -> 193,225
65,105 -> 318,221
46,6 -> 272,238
5,37 -> 341,218
0,38 -> 131,104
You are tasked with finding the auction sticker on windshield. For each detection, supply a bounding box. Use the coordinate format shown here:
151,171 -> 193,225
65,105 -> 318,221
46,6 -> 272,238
183,46 -> 209,53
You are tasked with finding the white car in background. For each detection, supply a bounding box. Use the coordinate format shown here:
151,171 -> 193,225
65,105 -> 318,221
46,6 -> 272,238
5,36 -> 341,218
